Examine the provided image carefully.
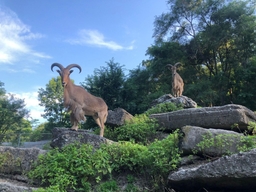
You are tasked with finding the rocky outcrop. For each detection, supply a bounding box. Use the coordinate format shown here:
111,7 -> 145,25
168,149 -> 256,191
180,126 -> 245,156
106,108 -> 134,127
0,180 -> 36,192
0,147 -> 45,191
151,94 -> 197,108
150,104 -> 256,132
50,127 -> 115,149
0,147 -> 46,174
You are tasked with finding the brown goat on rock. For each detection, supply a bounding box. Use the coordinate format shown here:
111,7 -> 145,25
166,62 -> 184,97
51,63 -> 108,137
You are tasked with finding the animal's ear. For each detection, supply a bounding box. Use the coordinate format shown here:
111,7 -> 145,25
69,70 -> 74,75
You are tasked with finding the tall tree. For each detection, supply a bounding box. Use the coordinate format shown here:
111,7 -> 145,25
153,0 -> 256,107
38,77 -> 71,130
122,65 -> 163,114
0,82 -> 30,143
81,58 -> 126,110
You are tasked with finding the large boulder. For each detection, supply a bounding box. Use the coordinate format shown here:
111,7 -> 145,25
0,181 -> 36,192
0,147 -> 46,174
151,94 -> 197,108
150,104 -> 256,132
0,147 -> 45,191
50,127 -> 115,149
168,149 -> 256,191
180,126 -> 245,157
106,108 -> 133,127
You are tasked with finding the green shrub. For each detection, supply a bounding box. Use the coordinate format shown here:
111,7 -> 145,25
28,143 -> 110,191
248,121 -> 256,135
102,141 -> 149,172
102,102 -> 182,143
116,114 -> 158,144
144,102 -> 183,116
147,132 -> 181,174
29,132 -> 181,191
103,114 -> 159,144
96,180 -> 119,192
193,132 -> 256,157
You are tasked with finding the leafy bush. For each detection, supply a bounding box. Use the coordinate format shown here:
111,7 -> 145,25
102,141 -> 149,172
102,102 -> 182,143
29,144 -> 111,191
248,121 -> 256,135
144,102 -> 183,115
193,132 -> 256,157
29,133 -> 181,191
96,180 -> 119,192
102,114 -> 159,144
114,114 -> 158,144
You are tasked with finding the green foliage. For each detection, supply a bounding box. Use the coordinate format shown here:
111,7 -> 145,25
104,114 -> 158,144
147,133 -> 181,174
29,123 -> 52,142
116,114 -> 157,144
29,133 -> 181,191
151,0 -> 256,109
247,121 -> 256,135
102,142 -> 148,172
96,180 -> 119,192
0,82 -> 30,143
124,175 -> 139,192
145,102 -> 183,115
193,132 -> 256,158
103,103 -> 182,144
38,77 -> 71,130
28,144 -> 110,191
81,58 -> 125,110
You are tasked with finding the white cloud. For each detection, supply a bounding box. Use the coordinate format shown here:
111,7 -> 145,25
67,29 -> 134,50
0,6 -> 51,65
11,91 -> 46,123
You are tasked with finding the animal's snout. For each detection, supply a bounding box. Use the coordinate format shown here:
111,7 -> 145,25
62,82 -> 66,87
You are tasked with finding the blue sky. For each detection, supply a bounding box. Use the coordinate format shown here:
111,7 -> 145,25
0,0 -> 168,123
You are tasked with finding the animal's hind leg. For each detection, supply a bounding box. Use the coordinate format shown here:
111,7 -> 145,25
93,115 -> 104,137
93,111 -> 108,137
98,111 -> 108,137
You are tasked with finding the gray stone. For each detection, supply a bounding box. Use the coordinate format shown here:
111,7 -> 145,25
168,149 -> 256,191
106,108 -> 133,127
50,127 -> 115,149
180,126 -> 245,156
0,181 -> 36,192
151,94 -> 197,108
150,104 -> 256,132
0,147 -> 46,174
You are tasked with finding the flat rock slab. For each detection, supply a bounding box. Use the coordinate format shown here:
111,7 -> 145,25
0,147 -> 46,174
168,149 -> 256,191
150,104 -> 256,132
50,127 -> 115,149
180,126 -> 245,157
0,179 -> 37,192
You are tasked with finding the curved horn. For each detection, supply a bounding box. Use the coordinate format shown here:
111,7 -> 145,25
51,63 -> 64,72
174,62 -> 181,67
66,64 -> 82,73
166,64 -> 173,67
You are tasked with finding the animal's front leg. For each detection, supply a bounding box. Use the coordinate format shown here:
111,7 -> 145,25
70,112 -> 79,131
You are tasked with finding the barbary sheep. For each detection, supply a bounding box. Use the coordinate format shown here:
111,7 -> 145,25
51,63 -> 108,137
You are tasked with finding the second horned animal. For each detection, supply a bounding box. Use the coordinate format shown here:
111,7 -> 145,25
166,62 -> 184,97
51,63 -> 108,137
